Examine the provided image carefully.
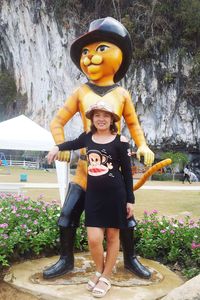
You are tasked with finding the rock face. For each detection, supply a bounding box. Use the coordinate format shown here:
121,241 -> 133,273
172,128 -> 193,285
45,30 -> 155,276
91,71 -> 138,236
161,274 -> 200,300
126,56 -> 200,152
0,0 -> 82,138
0,0 -> 199,152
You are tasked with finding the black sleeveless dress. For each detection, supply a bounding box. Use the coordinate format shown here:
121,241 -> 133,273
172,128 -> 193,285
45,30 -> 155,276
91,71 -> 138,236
58,132 -> 135,229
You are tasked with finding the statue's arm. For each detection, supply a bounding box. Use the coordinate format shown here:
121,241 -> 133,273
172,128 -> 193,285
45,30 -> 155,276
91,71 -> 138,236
50,89 -> 79,161
122,89 -> 154,166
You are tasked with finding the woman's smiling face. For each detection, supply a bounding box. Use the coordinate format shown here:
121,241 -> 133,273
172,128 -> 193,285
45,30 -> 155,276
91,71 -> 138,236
92,110 -> 113,131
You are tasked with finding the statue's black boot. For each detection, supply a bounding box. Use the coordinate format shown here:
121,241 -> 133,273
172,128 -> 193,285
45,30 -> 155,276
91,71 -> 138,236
120,228 -> 151,279
43,227 -> 76,279
43,183 -> 85,279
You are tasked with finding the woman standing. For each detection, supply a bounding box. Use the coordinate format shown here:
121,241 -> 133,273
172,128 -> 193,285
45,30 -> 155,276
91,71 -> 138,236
183,165 -> 191,184
47,101 -> 135,298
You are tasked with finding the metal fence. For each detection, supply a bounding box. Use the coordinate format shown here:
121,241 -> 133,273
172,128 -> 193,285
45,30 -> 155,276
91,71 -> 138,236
7,160 -> 38,168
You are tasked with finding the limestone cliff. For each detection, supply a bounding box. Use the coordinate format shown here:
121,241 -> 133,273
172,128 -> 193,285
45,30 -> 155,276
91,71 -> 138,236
0,0 -> 199,152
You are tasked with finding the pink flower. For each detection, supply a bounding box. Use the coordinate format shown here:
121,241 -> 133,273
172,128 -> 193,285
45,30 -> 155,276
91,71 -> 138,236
37,194 -> 44,200
33,220 -> 38,225
160,229 -> 166,234
170,230 -> 175,234
179,219 -> 184,225
142,220 -> 148,224
0,223 -> 8,228
191,242 -> 200,249
52,199 -> 59,204
21,224 -> 27,228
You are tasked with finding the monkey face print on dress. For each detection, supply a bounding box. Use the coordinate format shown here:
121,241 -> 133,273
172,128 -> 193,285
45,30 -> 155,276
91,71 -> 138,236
87,150 -> 113,176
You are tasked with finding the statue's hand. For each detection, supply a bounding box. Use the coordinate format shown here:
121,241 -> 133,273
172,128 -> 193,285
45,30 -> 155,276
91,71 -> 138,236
136,145 -> 155,167
57,151 -> 71,162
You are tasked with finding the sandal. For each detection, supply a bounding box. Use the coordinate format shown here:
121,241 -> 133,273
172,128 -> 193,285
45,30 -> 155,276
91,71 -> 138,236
92,276 -> 111,298
87,271 -> 102,291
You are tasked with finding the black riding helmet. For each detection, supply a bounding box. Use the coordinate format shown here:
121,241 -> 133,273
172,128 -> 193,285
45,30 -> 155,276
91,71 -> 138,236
70,17 -> 133,82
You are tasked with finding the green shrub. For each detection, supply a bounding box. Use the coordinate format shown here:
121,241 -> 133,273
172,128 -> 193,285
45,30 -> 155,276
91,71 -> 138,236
0,193 -> 60,266
75,213 -> 88,251
135,210 -> 200,279
0,193 -> 88,268
152,173 -> 183,181
163,71 -> 176,84
152,173 -> 173,181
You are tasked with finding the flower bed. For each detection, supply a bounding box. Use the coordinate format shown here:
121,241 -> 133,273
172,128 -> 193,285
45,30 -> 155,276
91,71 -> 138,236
0,193 -> 88,269
135,210 -> 200,278
0,194 -> 199,279
0,193 -> 61,267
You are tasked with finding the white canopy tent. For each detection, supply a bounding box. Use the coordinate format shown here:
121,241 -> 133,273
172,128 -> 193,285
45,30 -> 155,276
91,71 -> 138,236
0,115 -> 68,204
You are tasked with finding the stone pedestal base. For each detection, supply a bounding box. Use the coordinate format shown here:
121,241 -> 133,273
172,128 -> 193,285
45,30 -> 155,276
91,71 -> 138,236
4,252 -> 183,300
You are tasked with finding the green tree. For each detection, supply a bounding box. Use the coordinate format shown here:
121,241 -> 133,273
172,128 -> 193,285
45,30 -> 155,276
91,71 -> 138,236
178,0 -> 200,48
161,151 -> 189,181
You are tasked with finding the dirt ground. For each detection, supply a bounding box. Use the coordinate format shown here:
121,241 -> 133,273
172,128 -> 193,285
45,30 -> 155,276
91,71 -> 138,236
0,282 -> 38,300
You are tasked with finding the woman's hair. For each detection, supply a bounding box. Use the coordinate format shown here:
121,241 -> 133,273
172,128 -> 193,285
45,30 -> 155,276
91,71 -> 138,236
90,111 -> 118,134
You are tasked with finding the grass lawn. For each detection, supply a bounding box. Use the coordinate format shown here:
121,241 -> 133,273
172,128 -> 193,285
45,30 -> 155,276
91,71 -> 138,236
135,189 -> 200,219
0,166 -> 199,220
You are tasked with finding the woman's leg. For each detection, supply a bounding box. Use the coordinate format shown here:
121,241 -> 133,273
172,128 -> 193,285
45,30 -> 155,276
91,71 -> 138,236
103,228 -> 120,278
87,227 -> 105,273
92,228 -> 119,296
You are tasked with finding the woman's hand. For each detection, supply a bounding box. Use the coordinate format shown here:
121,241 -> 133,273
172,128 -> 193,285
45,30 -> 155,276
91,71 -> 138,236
46,146 -> 59,164
126,203 -> 134,219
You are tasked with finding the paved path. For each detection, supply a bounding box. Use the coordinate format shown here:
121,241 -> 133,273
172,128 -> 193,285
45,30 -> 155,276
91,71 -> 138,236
141,185 -> 200,191
1,182 -> 200,190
